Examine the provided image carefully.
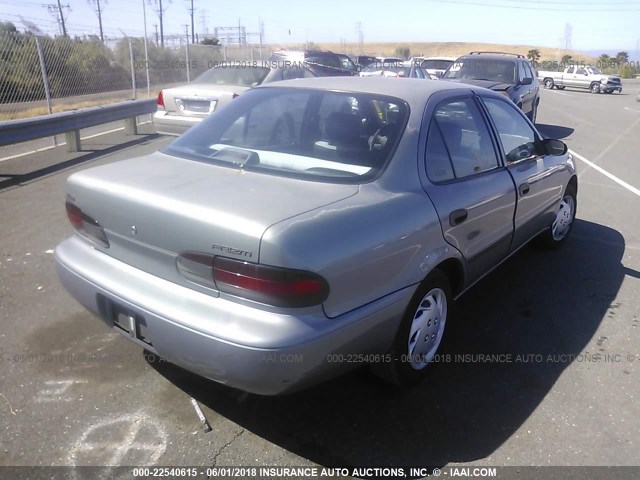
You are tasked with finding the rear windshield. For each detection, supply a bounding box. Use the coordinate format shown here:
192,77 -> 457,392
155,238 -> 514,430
422,59 -> 454,70
164,87 -> 409,183
443,58 -> 517,83
193,66 -> 270,86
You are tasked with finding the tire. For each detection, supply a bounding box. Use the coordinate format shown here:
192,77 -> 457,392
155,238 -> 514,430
544,78 -> 554,89
373,269 -> 452,386
536,183 -> 577,249
557,85 -> 566,90
590,82 -> 601,94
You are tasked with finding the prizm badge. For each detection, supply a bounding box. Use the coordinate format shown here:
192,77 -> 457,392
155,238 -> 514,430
212,244 -> 253,258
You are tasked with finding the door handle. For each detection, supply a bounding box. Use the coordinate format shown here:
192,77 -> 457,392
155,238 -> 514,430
449,209 -> 468,226
519,183 -> 531,195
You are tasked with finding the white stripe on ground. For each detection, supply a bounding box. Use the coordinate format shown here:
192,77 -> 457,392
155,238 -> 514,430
0,121 -> 152,163
575,113 -> 640,180
570,149 -> 640,198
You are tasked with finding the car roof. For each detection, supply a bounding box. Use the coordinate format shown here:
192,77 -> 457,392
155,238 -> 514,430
423,56 -> 457,61
456,54 -> 521,62
254,76 -> 482,104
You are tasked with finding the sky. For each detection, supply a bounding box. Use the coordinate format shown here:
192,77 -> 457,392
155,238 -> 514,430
1,0 -> 639,55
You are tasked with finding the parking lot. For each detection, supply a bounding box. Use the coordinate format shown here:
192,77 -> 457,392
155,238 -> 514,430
1,81 -> 639,474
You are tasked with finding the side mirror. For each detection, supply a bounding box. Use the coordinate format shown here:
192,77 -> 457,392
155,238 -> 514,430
521,77 -> 533,85
542,138 -> 567,156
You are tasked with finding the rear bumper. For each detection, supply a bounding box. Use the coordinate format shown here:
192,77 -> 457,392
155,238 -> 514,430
152,110 -> 203,136
55,236 -> 411,395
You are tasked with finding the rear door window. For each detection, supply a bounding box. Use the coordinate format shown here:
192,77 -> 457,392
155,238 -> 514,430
426,97 -> 499,181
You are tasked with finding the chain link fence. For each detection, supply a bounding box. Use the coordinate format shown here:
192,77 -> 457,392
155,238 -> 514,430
0,31 -> 270,121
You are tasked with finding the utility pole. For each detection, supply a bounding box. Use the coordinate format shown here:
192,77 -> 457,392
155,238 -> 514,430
154,23 -> 159,44
238,18 -> 241,45
259,17 -> 263,58
355,21 -> 363,55
188,0 -> 195,44
149,0 -> 168,48
87,0 -> 105,42
43,1 -> 70,36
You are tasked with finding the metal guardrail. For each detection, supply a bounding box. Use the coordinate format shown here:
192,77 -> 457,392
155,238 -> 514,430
0,99 -> 157,152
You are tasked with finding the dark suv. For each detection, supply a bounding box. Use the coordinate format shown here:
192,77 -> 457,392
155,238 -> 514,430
268,50 -> 356,77
441,52 -> 540,123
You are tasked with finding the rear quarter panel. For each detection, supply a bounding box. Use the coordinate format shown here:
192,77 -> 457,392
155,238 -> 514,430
260,183 -> 460,318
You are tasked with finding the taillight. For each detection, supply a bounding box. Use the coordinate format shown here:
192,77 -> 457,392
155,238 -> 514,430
65,202 -> 109,248
157,90 -> 165,109
176,253 -> 329,308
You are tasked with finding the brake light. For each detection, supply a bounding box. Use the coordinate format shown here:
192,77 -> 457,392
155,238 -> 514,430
176,253 -> 329,308
65,202 -> 109,248
157,90 -> 165,109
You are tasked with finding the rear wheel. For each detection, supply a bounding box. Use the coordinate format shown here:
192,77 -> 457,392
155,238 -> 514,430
536,183 -> 577,249
373,270 -> 452,386
544,78 -> 554,89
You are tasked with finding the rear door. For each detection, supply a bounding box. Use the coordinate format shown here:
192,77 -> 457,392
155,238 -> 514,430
419,94 -> 517,285
479,95 -> 564,249
517,61 -> 535,114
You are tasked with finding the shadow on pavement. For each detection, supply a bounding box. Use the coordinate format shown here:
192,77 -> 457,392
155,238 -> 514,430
0,133 -> 160,191
149,219 -> 627,472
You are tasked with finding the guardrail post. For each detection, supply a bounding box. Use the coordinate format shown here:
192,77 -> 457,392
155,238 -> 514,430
124,117 -> 138,135
65,130 -> 81,152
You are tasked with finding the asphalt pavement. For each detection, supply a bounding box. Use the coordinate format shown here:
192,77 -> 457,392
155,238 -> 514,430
0,82 -> 639,476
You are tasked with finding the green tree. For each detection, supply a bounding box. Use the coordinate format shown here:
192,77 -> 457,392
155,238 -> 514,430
395,46 -> 410,60
560,54 -> 573,67
0,21 -> 17,34
200,37 -> 220,46
527,49 -> 540,67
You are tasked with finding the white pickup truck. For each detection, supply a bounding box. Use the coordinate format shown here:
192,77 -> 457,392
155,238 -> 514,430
537,65 -> 622,94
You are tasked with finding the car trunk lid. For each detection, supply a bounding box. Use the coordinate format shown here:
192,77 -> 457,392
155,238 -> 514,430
66,151 -> 358,292
162,84 -> 249,116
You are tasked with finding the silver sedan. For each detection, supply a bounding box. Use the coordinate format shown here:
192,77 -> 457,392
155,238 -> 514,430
153,64 -> 317,136
56,78 -> 577,394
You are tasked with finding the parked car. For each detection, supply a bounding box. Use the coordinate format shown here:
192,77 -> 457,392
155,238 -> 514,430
420,56 -> 457,78
441,52 -> 540,122
359,61 -> 428,79
537,65 -> 622,93
336,53 -> 361,74
153,64 -> 317,136
376,56 -> 404,65
269,49 -> 356,77
352,55 -> 378,68
56,77 -> 577,395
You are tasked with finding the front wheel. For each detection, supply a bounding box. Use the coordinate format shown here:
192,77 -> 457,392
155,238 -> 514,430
373,270 -> 452,386
536,183 -> 577,249
590,82 -> 601,94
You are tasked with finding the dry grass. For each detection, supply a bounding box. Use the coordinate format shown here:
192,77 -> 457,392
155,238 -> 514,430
270,41 -> 596,63
0,96 -> 133,121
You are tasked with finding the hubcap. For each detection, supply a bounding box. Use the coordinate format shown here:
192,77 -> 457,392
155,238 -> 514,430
407,288 -> 447,370
552,195 -> 575,240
